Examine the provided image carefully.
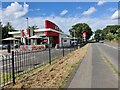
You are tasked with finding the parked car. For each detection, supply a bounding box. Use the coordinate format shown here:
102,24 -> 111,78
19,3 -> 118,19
71,41 -> 78,46
2,44 -> 8,49
99,40 -> 104,43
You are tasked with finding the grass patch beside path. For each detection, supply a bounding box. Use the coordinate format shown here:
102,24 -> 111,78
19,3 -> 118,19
0,73 -> 12,84
4,44 -> 89,89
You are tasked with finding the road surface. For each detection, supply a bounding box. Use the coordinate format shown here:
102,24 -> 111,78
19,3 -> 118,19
97,43 -> 119,72
68,43 -> 118,88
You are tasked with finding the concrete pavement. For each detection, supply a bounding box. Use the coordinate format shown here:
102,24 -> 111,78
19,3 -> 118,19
68,43 -> 118,88
68,44 -> 92,88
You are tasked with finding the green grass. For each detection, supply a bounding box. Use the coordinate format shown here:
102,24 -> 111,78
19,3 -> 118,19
0,73 -> 12,84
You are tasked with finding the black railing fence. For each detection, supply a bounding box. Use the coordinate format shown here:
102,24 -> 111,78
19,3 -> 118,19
0,45 -> 82,88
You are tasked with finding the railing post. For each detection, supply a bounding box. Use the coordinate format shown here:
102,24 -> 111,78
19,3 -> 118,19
63,46 -> 64,57
12,51 -> 15,84
48,44 -> 51,64
61,38 -> 64,57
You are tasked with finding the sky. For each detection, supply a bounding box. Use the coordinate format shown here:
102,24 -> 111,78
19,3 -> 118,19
0,1 -> 119,35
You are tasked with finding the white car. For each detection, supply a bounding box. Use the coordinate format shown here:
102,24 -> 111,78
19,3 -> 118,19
99,40 -> 104,43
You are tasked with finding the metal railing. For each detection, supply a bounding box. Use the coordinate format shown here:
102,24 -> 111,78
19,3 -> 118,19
0,45 -> 80,88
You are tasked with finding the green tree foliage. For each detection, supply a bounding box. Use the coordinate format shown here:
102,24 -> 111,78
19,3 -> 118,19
103,25 -> 120,35
69,23 -> 93,43
2,22 -> 14,39
106,33 -> 114,41
94,29 -> 102,42
94,25 -> 120,41
28,25 -> 39,30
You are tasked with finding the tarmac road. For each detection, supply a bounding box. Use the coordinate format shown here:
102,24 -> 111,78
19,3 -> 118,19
68,43 -> 118,88
97,43 -> 119,72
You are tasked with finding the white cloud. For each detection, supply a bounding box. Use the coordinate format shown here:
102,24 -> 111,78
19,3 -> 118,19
83,7 -> 96,16
60,9 -> 68,16
29,8 -> 40,12
76,6 -> 82,9
108,7 -> 117,12
1,2 -> 117,35
97,0 -> 106,6
111,10 -> 120,19
2,2 -> 29,19
2,15 -> 117,35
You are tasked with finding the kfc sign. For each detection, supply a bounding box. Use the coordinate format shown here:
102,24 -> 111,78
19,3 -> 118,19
45,20 -> 60,31
26,29 -> 30,38
21,30 -> 25,37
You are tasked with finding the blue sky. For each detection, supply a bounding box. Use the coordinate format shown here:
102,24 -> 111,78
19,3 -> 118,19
2,2 -> 117,18
1,1 -> 119,35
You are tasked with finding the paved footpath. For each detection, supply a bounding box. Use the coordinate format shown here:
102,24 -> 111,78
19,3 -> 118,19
68,43 -> 118,88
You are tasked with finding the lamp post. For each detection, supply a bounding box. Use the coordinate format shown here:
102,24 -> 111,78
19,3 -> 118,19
26,17 -> 29,45
73,30 -> 76,49
26,17 -> 28,29
61,38 -> 64,57
74,30 -> 75,43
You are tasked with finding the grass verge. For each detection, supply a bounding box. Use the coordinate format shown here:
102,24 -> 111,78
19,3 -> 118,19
0,73 -> 12,84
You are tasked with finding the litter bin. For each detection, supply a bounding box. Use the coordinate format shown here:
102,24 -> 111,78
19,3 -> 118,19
7,44 -> 11,53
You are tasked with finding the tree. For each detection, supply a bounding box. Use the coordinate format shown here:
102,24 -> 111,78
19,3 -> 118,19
2,22 -> 14,39
106,33 -> 114,41
117,28 -> 120,38
28,25 -> 39,30
28,25 -> 39,35
103,25 -> 120,35
115,28 -> 120,40
94,29 -> 104,42
69,23 -> 93,43
94,25 -> 120,41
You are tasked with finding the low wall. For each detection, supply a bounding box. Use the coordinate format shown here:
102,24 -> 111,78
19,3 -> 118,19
20,45 -> 46,51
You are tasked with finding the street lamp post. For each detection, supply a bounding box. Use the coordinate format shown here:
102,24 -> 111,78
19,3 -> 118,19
26,17 -> 28,29
26,17 -> 29,45
73,30 -> 76,49
74,30 -> 75,43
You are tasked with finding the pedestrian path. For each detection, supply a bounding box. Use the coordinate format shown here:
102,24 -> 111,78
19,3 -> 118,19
68,44 -> 118,88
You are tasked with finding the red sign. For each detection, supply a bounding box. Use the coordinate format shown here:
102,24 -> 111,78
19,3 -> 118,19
20,45 -> 29,50
45,31 -> 59,36
83,32 -> 86,38
22,30 -> 25,37
43,39 -> 48,42
26,29 -> 30,38
45,20 -> 60,31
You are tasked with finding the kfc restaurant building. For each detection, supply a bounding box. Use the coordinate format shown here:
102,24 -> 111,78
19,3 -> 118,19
9,20 -> 70,50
